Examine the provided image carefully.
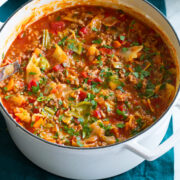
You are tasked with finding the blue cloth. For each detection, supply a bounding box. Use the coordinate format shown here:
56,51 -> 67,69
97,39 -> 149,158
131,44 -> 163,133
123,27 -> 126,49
0,0 -> 173,179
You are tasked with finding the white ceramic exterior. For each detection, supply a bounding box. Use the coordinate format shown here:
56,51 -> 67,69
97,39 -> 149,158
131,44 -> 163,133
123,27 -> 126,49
0,0 -> 180,179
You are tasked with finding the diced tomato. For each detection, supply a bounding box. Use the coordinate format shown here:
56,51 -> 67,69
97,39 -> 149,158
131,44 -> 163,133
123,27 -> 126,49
50,21 -> 65,33
124,41 -> 131,47
28,97 -> 36,103
28,79 -> 38,91
15,117 -> 21,123
56,110 -> 60,117
99,48 -> 112,55
118,14 -> 127,21
33,107 -> 39,113
117,104 -> 124,111
79,91 -> 87,101
79,27 -> 88,36
52,64 -> 64,72
21,103 -> 28,108
93,77 -> 102,83
87,79 -> 92,85
81,72 -> 88,78
93,109 -> 102,119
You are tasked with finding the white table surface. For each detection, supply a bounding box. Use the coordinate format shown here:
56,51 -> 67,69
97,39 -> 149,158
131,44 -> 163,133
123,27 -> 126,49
0,0 -> 180,179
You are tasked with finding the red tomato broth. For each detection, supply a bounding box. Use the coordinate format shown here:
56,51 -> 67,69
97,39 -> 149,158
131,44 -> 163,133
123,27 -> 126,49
0,6 -> 177,147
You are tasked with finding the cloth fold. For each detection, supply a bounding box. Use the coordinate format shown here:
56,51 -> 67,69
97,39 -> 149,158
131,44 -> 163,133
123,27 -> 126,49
0,0 -> 173,179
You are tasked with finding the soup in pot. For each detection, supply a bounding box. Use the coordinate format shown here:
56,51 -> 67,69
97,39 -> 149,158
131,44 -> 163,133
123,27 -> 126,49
0,6 -> 177,147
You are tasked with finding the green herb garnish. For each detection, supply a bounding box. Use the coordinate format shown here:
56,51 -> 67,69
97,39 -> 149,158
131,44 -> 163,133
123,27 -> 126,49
122,47 -> 128,52
116,123 -> 125,128
92,39 -> 102,44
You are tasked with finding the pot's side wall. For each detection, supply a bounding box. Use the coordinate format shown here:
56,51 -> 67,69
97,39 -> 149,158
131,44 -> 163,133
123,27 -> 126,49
3,105 -> 171,179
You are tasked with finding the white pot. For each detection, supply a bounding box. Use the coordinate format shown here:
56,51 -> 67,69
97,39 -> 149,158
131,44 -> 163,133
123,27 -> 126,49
0,0 -> 180,179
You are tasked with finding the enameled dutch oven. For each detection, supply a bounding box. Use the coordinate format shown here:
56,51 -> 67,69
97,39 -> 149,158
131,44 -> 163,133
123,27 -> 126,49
0,0 -> 180,179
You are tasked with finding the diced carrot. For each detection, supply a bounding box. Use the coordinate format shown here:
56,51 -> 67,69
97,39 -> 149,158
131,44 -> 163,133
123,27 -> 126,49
112,41 -> 121,48
51,88 -> 58,94
147,99 -> 154,112
103,121 -> 110,125
81,72 -> 88,78
111,127 -> 119,138
33,118 -> 43,128
128,67 -> 133,72
6,78 -> 14,91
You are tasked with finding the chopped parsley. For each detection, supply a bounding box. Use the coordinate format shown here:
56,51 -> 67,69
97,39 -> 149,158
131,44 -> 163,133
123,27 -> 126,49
122,47 -> 128,52
133,72 -> 139,78
32,83 -> 40,94
68,97 -> 75,101
103,45 -> 113,49
116,109 -> 127,119
59,99 -> 63,105
136,118 -> 143,128
91,100 -> 97,109
117,86 -> 125,92
77,117 -> 84,123
92,27 -> 98,32
116,123 -> 125,128
92,38 -> 102,44
59,115 -> 63,122
58,36 -> 68,46
29,72 -> 37,75
97,55 -> 101,60
120,35 -> 125,41
4,95 -> 12,100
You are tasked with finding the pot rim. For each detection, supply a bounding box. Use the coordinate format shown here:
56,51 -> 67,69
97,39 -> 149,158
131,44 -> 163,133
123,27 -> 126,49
0,0 -> 180,150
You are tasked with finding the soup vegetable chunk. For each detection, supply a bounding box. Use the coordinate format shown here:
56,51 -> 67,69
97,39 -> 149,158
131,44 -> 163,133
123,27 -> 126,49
0,6 -> 177,147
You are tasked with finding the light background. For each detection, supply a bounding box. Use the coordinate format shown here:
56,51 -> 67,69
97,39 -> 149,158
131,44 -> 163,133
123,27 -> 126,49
166,0 -> 180,179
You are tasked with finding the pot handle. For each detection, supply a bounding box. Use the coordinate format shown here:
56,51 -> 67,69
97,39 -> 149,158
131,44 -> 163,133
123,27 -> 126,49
125,127 -> 180,161
126,95 -> 180,161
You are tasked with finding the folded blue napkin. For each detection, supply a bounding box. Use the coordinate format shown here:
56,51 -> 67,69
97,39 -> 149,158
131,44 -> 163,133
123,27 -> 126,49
0,0 -> 173,179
